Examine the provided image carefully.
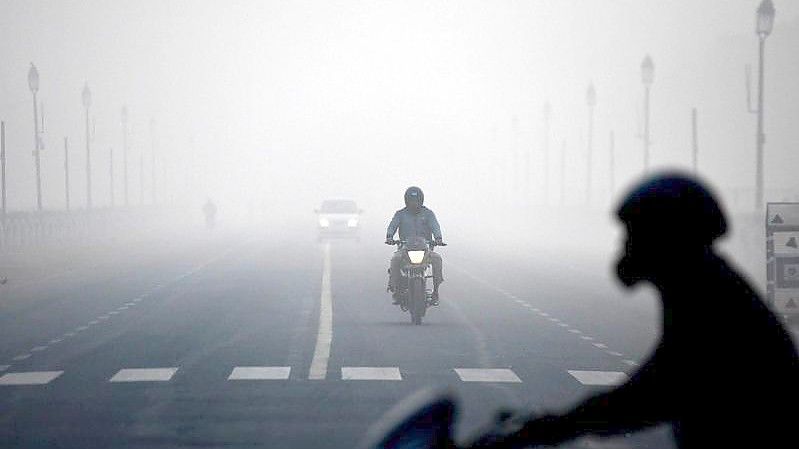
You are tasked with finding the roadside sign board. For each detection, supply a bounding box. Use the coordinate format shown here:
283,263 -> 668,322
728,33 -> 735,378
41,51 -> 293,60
767,203 -> 799,316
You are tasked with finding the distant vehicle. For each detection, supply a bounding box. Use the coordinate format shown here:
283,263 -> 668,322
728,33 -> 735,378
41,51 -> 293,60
315,199 -> 362,240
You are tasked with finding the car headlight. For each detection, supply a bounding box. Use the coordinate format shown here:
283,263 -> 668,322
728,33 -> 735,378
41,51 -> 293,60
319,218 -> 330,227
347,218 -> 358,227
407,250 -> 425,264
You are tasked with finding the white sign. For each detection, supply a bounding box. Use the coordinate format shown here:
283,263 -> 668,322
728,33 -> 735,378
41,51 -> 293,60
767,203 -> 799,228
773,290 -> 799,314
773,232 -> 799,256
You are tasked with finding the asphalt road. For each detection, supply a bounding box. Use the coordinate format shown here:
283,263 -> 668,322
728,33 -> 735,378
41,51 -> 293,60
1,222 -> 791,449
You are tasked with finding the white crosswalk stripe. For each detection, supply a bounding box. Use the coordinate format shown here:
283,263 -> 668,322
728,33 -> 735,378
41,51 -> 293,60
228,366 -> 291,380
567,370 -> 628,386
0,371 -> 63,386
109,368 -> 179,382
454,368 -> 522,383
341,367 -> 402,380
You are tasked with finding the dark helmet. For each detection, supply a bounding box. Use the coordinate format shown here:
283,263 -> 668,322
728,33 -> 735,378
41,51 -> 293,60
616,172 -> 727,246
404,186 -> 424,207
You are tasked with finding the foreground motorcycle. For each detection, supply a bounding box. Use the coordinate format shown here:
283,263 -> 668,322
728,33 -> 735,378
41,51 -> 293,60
387,237 -> 446,325
360,388 -> 533,449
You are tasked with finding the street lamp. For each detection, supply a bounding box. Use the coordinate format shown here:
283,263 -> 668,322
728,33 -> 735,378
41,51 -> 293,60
586,83 -> 596,205
28,63 -> 43,210
82,83 -> 92,209
641,54 -> 654,172
754,0 -> 775,210
121,105 -> 129,207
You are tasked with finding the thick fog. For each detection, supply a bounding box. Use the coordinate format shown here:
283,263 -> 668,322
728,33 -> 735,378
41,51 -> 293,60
1,1 -> 798,255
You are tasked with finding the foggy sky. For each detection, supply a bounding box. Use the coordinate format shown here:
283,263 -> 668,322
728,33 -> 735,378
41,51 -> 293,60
1,1 -> 798,220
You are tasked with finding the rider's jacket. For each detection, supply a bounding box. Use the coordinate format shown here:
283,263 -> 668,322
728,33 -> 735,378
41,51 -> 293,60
386,206 -> 442,242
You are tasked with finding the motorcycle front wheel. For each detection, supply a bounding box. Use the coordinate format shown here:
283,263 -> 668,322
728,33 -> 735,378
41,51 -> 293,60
409,277 -> 425,325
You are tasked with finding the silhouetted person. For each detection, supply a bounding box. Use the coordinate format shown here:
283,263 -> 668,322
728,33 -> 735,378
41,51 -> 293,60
203,198 -> 217,229
474,173 -> 799,448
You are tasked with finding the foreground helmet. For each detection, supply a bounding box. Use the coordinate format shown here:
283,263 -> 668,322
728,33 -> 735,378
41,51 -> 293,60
616,172 -> 727,246
404,186 -> 424,207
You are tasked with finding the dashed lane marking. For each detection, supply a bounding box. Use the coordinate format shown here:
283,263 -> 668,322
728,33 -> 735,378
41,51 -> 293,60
0,371 -> 63,386
48,339 -> 63,344
592,343 -> 608,349
568,329 -> 582,334
607,351 -> 624,357
568,370 -> 628,386
109,368 -> 179,382
341,367 -> 402,381
581,336 -> 594,341
309,242 -> 333,380
454,368 -> 522,383
12,354 -> 31,361
31,346 -> 48,352
228,366 -> 291,380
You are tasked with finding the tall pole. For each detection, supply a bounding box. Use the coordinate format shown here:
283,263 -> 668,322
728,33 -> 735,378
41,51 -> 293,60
64,137 -> 70,211
543,102 -> 551,206
586,83 -> 596,205
1,121 -> 6,218
84,105 -> 92,209
691,108 -> 698,173
643,85 -> 650,172
109,147 -> 115,207
122,106 -> 129,207
755,35 -> 766,209
32,91 -> 42,211
560,140 -> 566,206
609,131 -> 615,201
150,119 -> 156,205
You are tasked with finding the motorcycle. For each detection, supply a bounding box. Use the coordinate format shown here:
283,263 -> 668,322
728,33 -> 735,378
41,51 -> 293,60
360,388 -> 534,449
387,237 -> 446,325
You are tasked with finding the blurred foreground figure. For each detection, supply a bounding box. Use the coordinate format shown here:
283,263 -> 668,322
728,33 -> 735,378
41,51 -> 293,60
202,198 -> 217,229
472,172 -> 798,448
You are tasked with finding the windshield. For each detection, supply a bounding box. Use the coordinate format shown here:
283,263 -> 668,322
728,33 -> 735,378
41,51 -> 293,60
320,200 -> 358,213
1,2 -> 797,449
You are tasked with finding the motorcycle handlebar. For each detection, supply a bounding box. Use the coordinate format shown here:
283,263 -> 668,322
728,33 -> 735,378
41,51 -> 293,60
385,239 -> 447,247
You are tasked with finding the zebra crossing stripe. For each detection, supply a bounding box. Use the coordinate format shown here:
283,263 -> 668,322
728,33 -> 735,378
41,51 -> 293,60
228,366 -> 291,380
0,371 -> 63,386
109,368 -> 178,382
341,367 -> 402,381
567,370 -> 627,386
454,368 -> 522,383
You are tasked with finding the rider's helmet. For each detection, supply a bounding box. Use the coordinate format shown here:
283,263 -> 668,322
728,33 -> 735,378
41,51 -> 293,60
615,172 -> 727,286
616,172 -> 727,246
404,186 -> 424,211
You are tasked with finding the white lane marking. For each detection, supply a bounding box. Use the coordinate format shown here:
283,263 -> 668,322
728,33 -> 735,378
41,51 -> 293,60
228,366 -> 291,380
0,371 -> 63,386
455,368 -> 522,383
125,302 -> 135,306
12,354 -> 31,361
309,242 -> 333,380
108,311 -> 119,315
623,360 -> 640,367
63,332 -> 76,337
117,306 -> 129,310
109,368 -> 178,382
75,326 -> 89,331
132,298 -> 142,303
531,308 -> 540,312
592,343 -> 608,349
31,346 -> 48,352
98,315 -> 109,320
568,329 -> 582,334
607,351 -> 624,357
581,336 -> 594,341
568,370 -> 628,386
557,323 -> 569,327
0,365 -> 10,372
89,320 -> 99,325
341,367 -> 402,381
548,317 -> 559,322
540,312 -> 550,317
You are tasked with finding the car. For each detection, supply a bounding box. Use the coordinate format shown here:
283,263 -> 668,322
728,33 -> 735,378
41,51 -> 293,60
315,199 -> 362,240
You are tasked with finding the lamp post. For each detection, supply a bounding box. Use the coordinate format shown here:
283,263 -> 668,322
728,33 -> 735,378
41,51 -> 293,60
28,63 -> 42,211
121,106 -> 129,207
543,102 -> 551,206
82,83 -> 92,209
586,83 -> 596,205
754,0 -> 775,210
64,137 -> 70,211
641,55 -> 654,172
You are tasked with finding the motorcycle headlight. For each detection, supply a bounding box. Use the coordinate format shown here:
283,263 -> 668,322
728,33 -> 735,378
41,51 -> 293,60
347,218 -> 358,227
407,250 -> 425,264
319,218 -> 330,227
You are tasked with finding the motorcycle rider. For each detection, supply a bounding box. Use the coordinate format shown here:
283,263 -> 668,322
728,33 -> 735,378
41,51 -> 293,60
470,172 -> 799,449
385,186 -> 445,305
